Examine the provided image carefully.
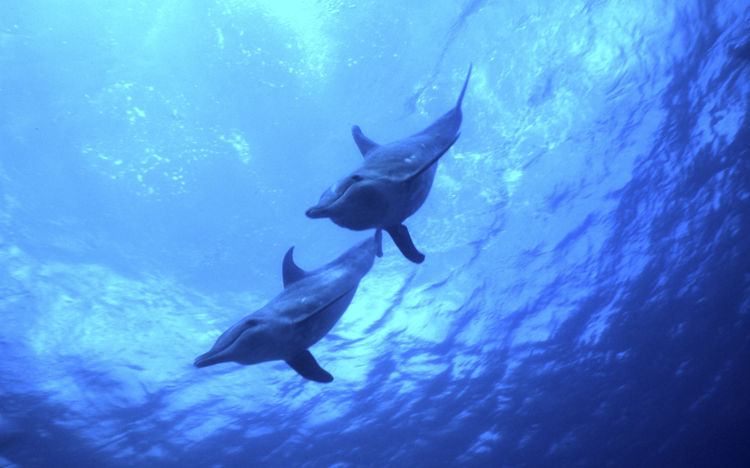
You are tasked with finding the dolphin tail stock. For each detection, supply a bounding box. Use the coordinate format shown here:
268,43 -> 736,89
386,224 -> 425,264
285,350 -> 334,383
374,229 -> 383,257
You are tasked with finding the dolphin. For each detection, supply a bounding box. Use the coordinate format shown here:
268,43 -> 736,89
194,230 -> 383,383
306,65 -> 472,264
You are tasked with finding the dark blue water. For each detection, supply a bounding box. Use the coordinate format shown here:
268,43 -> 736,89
1,1 -> 749,467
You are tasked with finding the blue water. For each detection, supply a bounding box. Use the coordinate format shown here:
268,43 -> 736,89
1,1 -> 749,467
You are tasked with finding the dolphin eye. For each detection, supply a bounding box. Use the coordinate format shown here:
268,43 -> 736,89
242,318 -> 261,329
350,175 -> 363,181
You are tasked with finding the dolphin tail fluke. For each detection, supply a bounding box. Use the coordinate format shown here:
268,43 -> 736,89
374,229 -> 383,258
456,63 -> 472,111
286,350 -> 334,383
409,64 -> 471,140
386,224 -> 425,264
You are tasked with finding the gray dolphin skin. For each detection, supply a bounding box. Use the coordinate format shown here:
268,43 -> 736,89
306,65 -> 472,264
194,230 -> 383,383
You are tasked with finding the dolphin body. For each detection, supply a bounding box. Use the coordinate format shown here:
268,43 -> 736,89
306,65 -> 472,264
194,231 -> 382,383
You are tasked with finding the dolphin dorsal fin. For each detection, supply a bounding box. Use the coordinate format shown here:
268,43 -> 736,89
399,132 -> 460,183
352,125 -> 380,157
282,247 -> 308,288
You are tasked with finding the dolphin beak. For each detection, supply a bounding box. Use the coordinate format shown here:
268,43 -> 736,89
306,184 -> 345,219
194,352 -> 221,368
193,356 -> 211,368
194,344 -> 236,368
305,205 -> 328,219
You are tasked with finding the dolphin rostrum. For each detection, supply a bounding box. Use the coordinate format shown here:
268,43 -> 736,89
306,65 -> 471,264
194,230 -> 383,383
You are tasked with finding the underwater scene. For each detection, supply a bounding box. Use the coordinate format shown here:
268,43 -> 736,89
1,0 -> 749,467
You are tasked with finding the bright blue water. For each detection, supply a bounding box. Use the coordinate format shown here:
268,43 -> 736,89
1,1 -> 749,467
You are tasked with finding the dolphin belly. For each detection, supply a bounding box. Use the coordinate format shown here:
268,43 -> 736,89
291,286 -> 358,350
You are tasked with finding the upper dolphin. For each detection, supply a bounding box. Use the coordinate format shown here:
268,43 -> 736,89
194,230 -> 382,383
306,65 -> 472,264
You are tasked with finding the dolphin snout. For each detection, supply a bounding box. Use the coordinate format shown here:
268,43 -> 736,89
307,186 -> 342,219
306,206 -> 328,219
194,350 -> 230,368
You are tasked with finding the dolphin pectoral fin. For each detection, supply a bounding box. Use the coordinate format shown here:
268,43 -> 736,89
386,224 -> 425,264
285,350 -> 334,383
282,246 -> 308,288
374,229 -> 383,258
352,125 -> 380,157
401,133 -> 461,183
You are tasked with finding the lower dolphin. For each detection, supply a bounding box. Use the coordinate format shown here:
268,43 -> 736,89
194,230 -> 382,383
